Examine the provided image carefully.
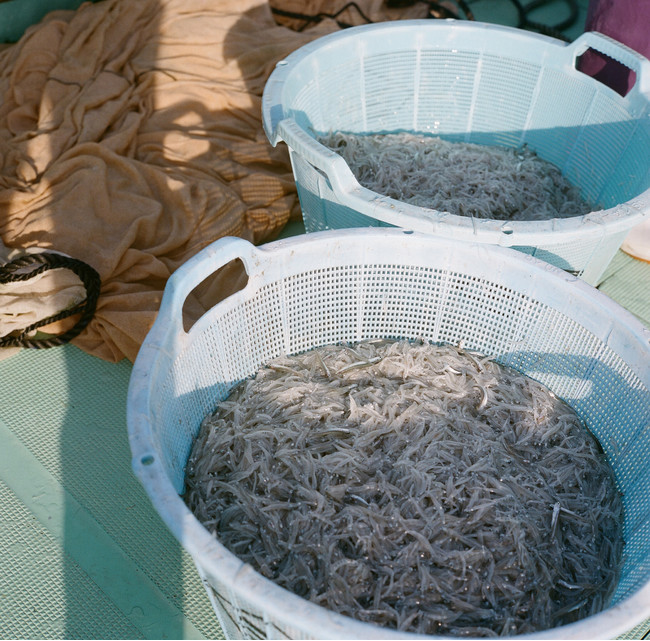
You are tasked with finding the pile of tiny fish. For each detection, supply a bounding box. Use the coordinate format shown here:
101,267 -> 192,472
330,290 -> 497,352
319,132 -> 593,221
185,339 -> 623,637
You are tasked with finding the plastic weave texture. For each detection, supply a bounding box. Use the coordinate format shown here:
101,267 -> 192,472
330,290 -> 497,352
127,229 -> 650,640
0,480 -> 142,639
0,344 -> 222,640
262,20 -> 650,286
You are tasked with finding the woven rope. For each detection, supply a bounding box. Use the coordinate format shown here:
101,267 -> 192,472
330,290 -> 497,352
0,252 -> 101,349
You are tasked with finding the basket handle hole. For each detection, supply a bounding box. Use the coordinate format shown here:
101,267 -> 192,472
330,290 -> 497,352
182,257 -> 249,333
576,49 -> 636,97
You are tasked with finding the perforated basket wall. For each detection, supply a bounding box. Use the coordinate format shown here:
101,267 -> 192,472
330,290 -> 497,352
127,229 -> 650,640
262,21 -> 650,285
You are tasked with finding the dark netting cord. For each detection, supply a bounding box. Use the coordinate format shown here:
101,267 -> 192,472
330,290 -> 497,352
0,252 -> 100,349
272,0 -> 578,41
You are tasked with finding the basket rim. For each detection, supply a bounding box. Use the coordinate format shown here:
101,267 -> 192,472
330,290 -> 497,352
127,229 -> 650,640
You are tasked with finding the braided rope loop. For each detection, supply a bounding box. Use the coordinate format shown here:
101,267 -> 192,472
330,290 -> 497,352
0,252 -> 101,349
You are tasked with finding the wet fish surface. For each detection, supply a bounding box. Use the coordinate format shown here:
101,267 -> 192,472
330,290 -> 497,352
185,340 -> 623,637
319,132 -> 593,222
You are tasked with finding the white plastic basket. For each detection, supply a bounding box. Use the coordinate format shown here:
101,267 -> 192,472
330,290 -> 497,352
127,229 -> 650,640
262,20 -> 650,285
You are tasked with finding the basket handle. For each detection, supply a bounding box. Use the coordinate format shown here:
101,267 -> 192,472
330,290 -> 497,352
276,119 -> 360,193
569,31 -> 650,96
160,236 -> 258,335
274,118 -> 456,233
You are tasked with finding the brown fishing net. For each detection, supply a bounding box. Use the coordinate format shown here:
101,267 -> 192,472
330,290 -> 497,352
0,0 -> 428,362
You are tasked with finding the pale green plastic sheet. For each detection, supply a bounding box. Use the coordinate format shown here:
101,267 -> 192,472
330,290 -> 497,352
0,344 -> 221,639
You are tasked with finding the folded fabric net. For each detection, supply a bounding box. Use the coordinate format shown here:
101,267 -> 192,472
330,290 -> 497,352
0,0 -> 428,362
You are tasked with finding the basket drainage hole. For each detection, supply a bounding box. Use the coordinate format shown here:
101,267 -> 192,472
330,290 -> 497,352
502,228 -> 514,235
403,230 -> 414,235
182,257 -> 249,332
141,455 -> 155,466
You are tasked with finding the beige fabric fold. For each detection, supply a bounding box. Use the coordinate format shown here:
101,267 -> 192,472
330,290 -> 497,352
0,0 -> 418,362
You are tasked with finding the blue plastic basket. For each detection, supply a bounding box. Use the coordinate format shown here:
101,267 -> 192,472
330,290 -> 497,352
263,21 -> 650,285
128,229 -> 650,640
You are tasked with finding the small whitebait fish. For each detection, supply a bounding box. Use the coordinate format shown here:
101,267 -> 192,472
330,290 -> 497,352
337,356 -> 383,374
551,501 -> 562,539
185,339 -> 623,637
315,351 -> 331,378
319,132 -> 593,222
